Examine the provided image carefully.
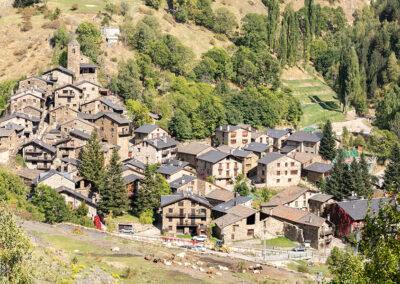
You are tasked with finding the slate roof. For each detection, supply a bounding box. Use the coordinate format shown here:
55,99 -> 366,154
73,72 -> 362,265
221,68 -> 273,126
264,205 -> 325,227
216,125 -> 242,132
99,97 -> 124,111
56,186 -> 97,207
336,198 -> 391,221
16,168 -> 43,182
4,123 -> 24,132
197,150 -> 229,164
42,66 -> 74,76
243,142 -> 271,153
160,193 -> 211,208
169,175 -> 196,189
134,124 -> 159,134
267,128 -> 290,139
214,205 -> 258,229
61,157 -> 81,167
23,76 -> 54,85
145,137 -> 178,150
23,139 -> 56,154
212,196 -> 253,213
123,174 -> 142,185
287,131 -> 322,143
80,63 -> 97,68
34,169 -> 74,184
309,193 -> 334,203
177,142 -> 213,155
280,145 -> 298,154
123,158 -> 146,170
258,152 -> 285,165
205,189 -> 235,202
157,163 -> 187,176
10,90 -> 45,100
69,129 -> 91,140
74,80 -> 103,89
304,162 -> 333,173
54,84 -> 83,92
262,186 -> 313,207
91,112 -> 130,124
0,112 -> 40,123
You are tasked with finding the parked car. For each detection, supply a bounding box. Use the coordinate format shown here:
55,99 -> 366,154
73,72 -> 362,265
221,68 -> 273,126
191,245 -> 206,252
118,224 -> 134,234
292,246 -> 306,252
192,235 -> 208,242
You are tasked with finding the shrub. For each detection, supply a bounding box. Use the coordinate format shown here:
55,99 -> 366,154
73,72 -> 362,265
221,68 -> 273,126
13,0 -> 40,8
139,209 -> 154,224
145,0 -> 161,10
212,8 -> 237,36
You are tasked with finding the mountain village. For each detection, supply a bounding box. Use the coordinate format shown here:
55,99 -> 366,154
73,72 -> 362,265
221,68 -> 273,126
0,38 -> 388,257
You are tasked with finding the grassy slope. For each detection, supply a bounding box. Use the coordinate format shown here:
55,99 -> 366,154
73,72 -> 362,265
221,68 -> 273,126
282,66 -> 345,128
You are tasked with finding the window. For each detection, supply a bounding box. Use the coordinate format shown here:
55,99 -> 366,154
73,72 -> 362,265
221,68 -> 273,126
291,162 -> 295,166
285,162 -> 288,167
226,170 -> 229,176
277,163 -> 280,167
247,229 -> 254,236
291,170 -> 298,175
191,201 -> 195,207
226,162 -> 230,169
178,201 -> 184,206
288,178 -> 292,182
179,208 -> 184,215
285,171 -> 288,175
276,179 -> 280,183
168,226 -> 173,231
231,234 -> 235,240
277,171 -> 280,175
303,200 -> 306,207
168,218 -> 172,222
295,201 -> 298,207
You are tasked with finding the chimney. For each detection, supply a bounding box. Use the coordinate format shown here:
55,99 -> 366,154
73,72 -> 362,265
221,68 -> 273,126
181,178 -> 185,184
230,149 -> 234,155
308,216 -> 312,223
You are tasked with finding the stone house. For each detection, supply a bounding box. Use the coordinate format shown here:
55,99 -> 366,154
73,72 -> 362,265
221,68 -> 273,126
88,112 -> 131,157
214,124 -> 252,148
16,168 -> 43,186
53,84 -> 83,111
41,66 -> 74,87
212,195 -> 254,218
21,106 -> 43,118
177,142 -> 214,167
0,112 -> 40,138
261,186 -> 318,210
21,139 -> 57,170
33,170 -> 75,190
291,152 -> 322,168
123,173 -> 142,198
303,162 -> 333,183
3,123 -> 24,138
251,131 -> 273,145
60,157 -> 81,176
218,146 -> 258,176
129,137 -> 178,164
0,128 -> 18,150
74,80 -> 103,103
133,124 -> 169,144
8,90 -> 45,113
196,150 -> 243,188
18,77 -> 54,94
308,193 -> 335,217
169,175 -> 198,194
256,153 -> 301,187
80,96 -> 124,115
266,129 -> 290,150
53,136 -> 81,160
205,188 -> 235,207
56,186 -> 97,218
285,131 -> 322,154
160,193 -> 212,236
48,105 -> 79,126
59,117 -> 97,136
156,161 -> 195,182
263,205 -> 333,250
67,40 -> 98,83
123,158 -> 146,176
213,205 -> 267,243
243,142 -> 273,159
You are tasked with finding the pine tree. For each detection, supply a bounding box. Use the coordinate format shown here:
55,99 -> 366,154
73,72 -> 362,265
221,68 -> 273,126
133,165 -> 170,215
349,159 -> 365,196
383,143 -> 400,194
263,0 -> 280,50
99,149 -> 128,216
324,150 -> 352,200
359,154 -> 373,197
319,120 -> 336,161
387,52 -> 400,83
78,131 -> 105,193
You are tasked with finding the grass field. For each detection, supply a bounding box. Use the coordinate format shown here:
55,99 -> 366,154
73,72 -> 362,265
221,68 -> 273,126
263,237 -> 296,248
282,74 -> 345,128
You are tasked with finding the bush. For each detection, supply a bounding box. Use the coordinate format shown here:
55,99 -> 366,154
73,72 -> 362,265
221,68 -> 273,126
139,209 -> 154,224
145,0 -> 161,10
13,0 -> 40,8
212,8 -> 237,36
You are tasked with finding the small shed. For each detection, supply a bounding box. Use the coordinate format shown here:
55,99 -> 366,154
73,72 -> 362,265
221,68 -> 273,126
102,27 -> 120,46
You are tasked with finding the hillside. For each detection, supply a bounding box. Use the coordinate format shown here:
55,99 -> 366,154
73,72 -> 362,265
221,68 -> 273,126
0,0 -> 369,82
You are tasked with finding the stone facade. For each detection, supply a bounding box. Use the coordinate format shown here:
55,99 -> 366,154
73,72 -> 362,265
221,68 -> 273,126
257,155 -> 301,187
42,68 -> 74,87
53,84 -> 83,111
21,140 -> 56,170
161,196 -> 211,236
60,118 -> 97,135
48,105 -> 79,125
215,125 -> 252,148
9,91 -> 44,113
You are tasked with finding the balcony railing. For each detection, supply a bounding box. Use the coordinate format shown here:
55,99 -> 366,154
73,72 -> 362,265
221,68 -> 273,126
165,213 -> 185,218
25,148 -> 43,154
187,213 -> 206,218
25,155 -> 54,161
